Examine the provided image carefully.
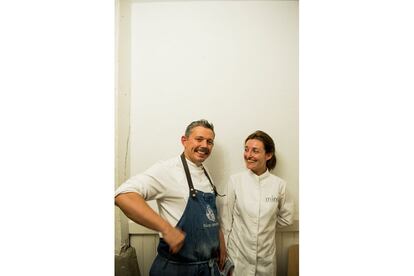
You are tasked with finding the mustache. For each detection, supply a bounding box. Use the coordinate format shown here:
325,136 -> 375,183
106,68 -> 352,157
196,147 -> 210,154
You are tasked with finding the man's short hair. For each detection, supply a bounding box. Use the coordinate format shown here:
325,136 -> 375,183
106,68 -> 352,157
185,119 -> 215,137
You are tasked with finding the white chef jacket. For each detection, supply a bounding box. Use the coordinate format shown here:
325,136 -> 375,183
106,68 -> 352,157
115,156 -> 215,229
219,169 -> 294,276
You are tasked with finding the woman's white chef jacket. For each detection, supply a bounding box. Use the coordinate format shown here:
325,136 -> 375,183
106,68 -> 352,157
219,169 -> 294,276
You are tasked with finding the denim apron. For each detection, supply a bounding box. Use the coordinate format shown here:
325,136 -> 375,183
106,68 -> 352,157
149,153 -> 220,276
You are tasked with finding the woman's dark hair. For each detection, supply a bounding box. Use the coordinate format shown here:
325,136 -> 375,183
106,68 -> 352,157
245,130 -> 277,171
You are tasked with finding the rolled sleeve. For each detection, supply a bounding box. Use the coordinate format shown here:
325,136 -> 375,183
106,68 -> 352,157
115,163 -> 168,200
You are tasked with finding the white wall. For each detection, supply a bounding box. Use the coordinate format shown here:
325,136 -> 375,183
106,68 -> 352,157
128,0 -> 299,218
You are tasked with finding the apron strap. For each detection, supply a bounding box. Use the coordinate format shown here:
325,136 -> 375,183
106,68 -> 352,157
158,253 -> 217,276
180,153 -> 224,197
208,258 -> 216,276
180,153 -> 197,197
202,167 -> 224,197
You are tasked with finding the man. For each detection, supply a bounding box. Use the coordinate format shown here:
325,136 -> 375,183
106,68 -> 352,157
115,119 -> 226,276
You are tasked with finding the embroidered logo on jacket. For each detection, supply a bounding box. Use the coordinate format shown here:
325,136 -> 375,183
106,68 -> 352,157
206,204 -> 216,222
266,195 -> 278,202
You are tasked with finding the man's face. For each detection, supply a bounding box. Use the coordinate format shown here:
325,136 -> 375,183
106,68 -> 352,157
181,126 -> 215,166
244,139 -> 272,175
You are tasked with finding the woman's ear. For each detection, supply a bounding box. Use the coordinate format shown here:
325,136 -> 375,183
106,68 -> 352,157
265,152 -> 273,161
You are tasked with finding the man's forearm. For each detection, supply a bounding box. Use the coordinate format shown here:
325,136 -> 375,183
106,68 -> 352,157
115,192 -> 185,253
115,192 -> 171,233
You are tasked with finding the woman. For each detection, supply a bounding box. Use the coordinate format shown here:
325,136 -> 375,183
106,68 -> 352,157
219,130 -> 294,276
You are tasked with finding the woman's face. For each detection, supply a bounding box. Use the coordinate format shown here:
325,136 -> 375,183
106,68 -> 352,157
244,139 -> 272,176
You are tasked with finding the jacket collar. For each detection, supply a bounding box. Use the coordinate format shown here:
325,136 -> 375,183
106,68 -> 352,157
248,168 -> 270,181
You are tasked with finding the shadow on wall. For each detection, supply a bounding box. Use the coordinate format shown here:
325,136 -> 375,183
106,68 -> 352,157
204,142 -> 229,194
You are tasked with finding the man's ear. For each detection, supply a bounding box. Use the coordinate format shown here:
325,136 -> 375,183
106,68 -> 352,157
181,135 -> 187,146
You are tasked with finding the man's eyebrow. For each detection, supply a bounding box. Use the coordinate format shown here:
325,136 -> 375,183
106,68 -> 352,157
195,136 -> 213,139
